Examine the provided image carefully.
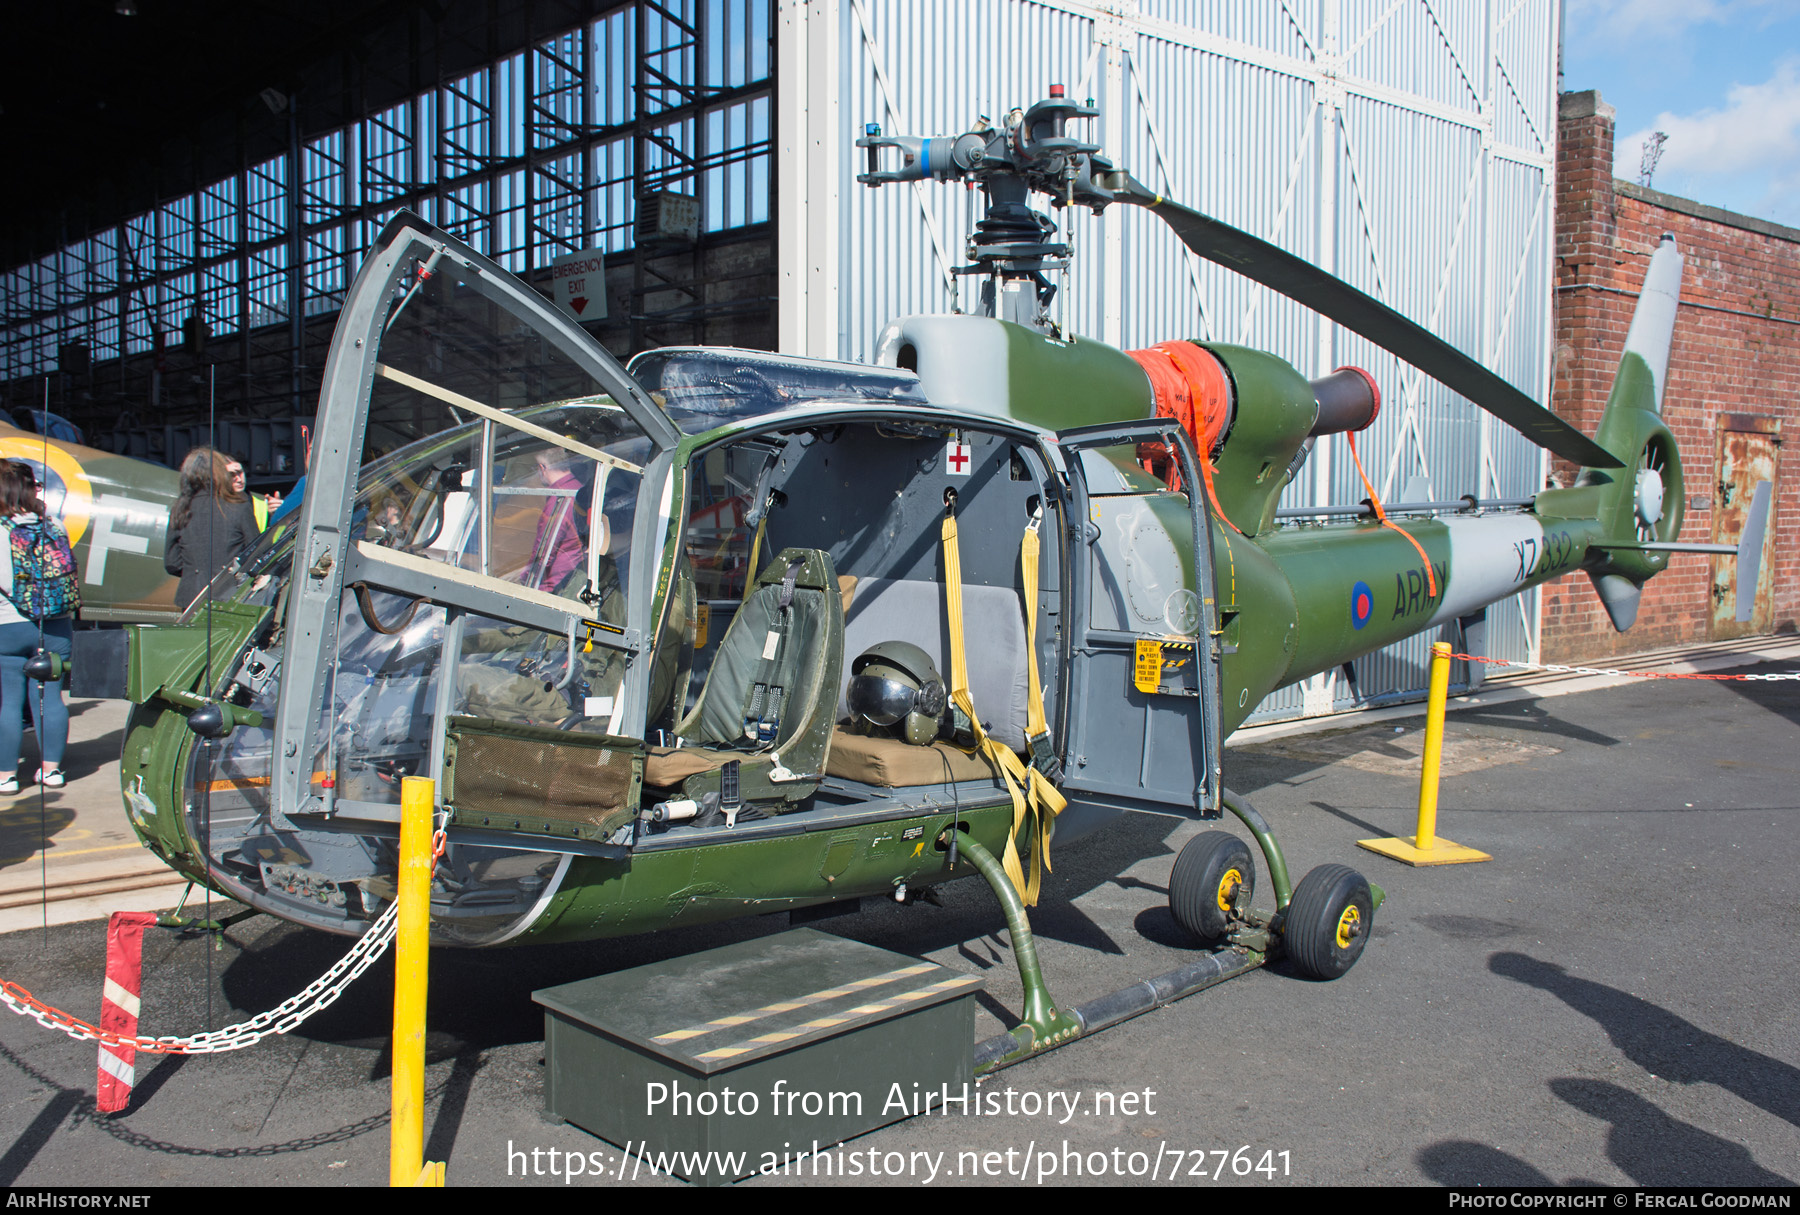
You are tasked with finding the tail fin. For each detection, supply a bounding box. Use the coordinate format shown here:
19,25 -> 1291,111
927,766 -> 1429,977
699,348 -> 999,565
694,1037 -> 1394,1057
1576,234 -> 1686,630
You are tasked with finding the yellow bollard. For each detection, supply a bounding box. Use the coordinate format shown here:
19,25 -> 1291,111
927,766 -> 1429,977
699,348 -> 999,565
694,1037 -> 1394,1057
1358,642 -> 1491,867
1415,640 -> 1452,850
390,776 -> 446,1186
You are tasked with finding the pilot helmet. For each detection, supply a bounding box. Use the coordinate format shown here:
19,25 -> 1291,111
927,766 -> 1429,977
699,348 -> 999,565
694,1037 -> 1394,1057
847,641 -> 947,746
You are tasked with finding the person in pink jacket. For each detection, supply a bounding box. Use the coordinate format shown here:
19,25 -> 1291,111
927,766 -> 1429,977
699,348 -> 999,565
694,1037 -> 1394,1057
530,450 -> 587,592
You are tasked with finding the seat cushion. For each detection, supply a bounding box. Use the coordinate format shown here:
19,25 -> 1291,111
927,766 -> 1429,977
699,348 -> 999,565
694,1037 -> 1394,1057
643,745 -> 736,788
825,727 -> 1000,788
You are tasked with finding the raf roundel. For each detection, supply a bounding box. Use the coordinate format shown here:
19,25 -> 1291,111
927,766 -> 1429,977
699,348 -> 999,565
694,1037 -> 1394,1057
0,438 -> 93,547
1350,580 -> 1374,630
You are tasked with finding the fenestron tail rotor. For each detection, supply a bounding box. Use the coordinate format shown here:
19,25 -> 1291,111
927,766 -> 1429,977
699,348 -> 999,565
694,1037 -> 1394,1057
1634,441 -> 1672,545
1111,175 -> 1622,470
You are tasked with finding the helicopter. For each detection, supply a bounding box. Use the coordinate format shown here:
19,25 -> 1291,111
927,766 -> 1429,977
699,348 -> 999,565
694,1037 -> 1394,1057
102,87 -> 1761,1068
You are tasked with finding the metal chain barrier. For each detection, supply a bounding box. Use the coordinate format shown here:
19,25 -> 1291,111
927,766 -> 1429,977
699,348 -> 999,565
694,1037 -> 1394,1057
0,825 -> 447,1055
1451,652 -> 1800,682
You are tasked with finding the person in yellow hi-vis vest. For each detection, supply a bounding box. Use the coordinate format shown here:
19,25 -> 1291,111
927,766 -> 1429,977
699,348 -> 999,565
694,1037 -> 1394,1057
227,454 -> 282,532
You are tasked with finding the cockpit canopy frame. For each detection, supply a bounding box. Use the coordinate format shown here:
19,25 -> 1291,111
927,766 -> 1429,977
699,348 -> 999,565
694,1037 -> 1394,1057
271,213 -> 679,822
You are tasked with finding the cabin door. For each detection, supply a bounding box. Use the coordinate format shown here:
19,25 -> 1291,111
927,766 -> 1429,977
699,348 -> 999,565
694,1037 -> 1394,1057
1053,420 -> 1222,819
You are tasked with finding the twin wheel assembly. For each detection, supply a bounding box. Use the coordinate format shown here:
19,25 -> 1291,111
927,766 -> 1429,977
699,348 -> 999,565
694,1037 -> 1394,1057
1169,831 -> 1375,980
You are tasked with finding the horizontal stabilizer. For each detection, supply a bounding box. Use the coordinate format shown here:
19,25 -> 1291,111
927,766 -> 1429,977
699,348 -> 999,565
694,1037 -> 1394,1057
1604,542 -> 1739,553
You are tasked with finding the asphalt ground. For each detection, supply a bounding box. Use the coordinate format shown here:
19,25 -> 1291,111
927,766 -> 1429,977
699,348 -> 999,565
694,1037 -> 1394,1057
0,699 -> 187,931
1,639 -> 1797,1188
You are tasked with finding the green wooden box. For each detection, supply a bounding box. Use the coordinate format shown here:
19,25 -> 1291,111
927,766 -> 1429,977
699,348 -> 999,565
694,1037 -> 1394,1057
534,927 -> 981,1185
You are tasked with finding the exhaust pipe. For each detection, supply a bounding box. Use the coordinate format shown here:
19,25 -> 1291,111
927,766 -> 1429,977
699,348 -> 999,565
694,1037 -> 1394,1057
1309,366 -> 1381,437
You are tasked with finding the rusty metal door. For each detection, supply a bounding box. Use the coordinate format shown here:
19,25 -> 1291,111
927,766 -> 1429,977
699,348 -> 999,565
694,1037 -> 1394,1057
1711,415 -> 1780,639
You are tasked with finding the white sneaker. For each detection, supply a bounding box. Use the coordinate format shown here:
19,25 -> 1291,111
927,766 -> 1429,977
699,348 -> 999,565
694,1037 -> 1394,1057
0,776 -> 19,795
39,769 -> 65,788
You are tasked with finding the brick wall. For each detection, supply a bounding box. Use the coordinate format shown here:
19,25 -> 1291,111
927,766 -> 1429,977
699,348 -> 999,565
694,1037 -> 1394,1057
1542,90 -> 1800,661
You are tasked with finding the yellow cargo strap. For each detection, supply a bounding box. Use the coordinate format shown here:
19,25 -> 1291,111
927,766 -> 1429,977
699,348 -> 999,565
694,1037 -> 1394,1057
742,512 -> 768,606
1021,507 -> 1056,772
942,506 -> 1066,905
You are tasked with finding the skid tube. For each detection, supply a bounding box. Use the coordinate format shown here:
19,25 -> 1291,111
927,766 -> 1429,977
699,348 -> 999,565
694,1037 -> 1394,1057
972,944 -> 1265,1073
963,790 -> 1305,1074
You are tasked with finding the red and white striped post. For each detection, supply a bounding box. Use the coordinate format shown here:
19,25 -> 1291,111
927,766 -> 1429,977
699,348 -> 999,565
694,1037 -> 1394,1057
97,911 -> 158,1114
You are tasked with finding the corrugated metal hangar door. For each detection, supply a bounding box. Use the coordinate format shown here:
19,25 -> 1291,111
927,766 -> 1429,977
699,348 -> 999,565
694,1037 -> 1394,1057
777,0 -> 1561,722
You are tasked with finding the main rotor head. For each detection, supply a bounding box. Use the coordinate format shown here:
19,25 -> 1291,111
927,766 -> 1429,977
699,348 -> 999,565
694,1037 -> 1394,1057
857,86 -> 1121,327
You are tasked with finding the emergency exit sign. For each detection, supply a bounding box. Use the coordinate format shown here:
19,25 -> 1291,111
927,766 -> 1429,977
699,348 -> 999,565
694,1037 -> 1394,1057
550,249 -> 609,322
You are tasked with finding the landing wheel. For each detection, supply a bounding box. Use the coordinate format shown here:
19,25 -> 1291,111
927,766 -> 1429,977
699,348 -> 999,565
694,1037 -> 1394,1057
1283,863 -> 1374,980
1169,831 -> 1254,944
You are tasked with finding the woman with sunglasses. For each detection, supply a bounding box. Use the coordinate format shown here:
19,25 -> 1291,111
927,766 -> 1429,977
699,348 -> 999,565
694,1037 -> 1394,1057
164,447 -> 259,609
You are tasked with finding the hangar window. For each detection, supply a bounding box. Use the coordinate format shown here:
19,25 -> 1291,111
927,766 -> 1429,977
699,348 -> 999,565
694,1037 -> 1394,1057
199,179 -> 238,256
705,0 -> 771,87
9,319 -> 46,379
362,102 -> 416,207
247,247 -> 288,330
533,32 -> 585,150
302,226 -> 347,316
247,156 -> 288,243
592,137 -> 636,254
496,168 -> 530,273
123,213 -> 155,284
533,153 -> 587,265
90,230 -> 120,298
23,257 -> 51,314
441,181 -> 493,256
640,1 -> 698,116
155,196 -> 194,275
200,261 -> 240,339
302,132 -> 349,226
89,298 -> 120,365
643,116 -> 698,191
496,52 -> 528,162
441,66 -> 494,178
54,242 -> 88,304
156,273 -> 194,342
0,0 -> 776,390
592,7 -> 635,126
703,95 -> 770,231
124,288 -> 156,357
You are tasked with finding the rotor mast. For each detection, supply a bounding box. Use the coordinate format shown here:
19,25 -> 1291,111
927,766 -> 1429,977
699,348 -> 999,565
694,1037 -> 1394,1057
857,85 -> 1119,332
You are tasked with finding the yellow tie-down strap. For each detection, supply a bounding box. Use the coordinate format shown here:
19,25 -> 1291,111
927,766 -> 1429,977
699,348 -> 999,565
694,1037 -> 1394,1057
942,510 -> 1066,906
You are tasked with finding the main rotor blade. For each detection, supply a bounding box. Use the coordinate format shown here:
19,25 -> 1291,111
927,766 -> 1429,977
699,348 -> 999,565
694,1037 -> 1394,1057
1118,177 -> 1622,470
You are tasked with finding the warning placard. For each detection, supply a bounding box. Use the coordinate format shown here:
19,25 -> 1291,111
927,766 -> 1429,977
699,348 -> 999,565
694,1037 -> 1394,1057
551,249 -> 609,322
1133,639 -> 1163,694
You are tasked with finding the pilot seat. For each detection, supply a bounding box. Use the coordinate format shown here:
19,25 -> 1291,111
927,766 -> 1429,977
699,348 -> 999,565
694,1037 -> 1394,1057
642,547 -> 844,808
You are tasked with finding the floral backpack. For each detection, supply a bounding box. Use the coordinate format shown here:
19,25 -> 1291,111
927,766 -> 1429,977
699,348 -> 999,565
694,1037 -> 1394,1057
3,517 -> 81,620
